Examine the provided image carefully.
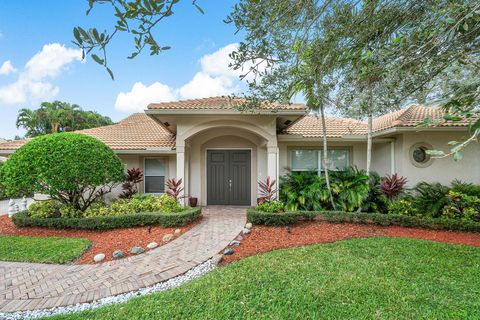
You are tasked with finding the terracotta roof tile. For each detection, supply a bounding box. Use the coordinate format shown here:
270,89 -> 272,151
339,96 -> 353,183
148,96 -> 306,111
0,113 -> 175,151
373,105 -> 471,132
284,115 -> 367,138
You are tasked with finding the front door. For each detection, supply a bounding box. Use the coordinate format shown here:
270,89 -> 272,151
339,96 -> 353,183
207,150 -> 251,205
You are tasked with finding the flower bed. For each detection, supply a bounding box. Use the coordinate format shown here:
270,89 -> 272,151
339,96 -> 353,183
13,207 -> 202,230
0,215 -> 199,264
247,208 -> 480,232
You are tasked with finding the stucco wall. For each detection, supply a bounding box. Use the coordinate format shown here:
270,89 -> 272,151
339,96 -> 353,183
395,131 -> 480,185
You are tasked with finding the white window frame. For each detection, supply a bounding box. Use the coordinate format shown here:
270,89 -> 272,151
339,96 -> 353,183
290,148 -> 350,174
143,157 -> 167,194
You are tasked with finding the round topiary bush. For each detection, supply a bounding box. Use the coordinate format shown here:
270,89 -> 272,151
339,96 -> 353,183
0,133 -> 125,211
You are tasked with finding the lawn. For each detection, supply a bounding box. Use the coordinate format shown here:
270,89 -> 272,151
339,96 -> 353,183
0,235 -> 90,264
48,237 -> 480,319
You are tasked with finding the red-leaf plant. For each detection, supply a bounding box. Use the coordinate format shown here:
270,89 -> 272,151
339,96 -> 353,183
166,178 -> 185,200
119,168 -> 144,199
257,176 -> 278,204
380,173 -> 407,200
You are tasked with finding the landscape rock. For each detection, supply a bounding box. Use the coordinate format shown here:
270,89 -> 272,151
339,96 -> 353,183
129,246 -> 145,255
242,228 -> 251,235
211,254 -> 223,265
93,253 -> 105,263
245,222 -> 253,229
230,240 -> 241,246
112,250 -> 125,259
174,229 -> 181,236
223,248 -> 234,255
147,242 -> 158,249
162,234 -> 174,242
236,235 -> 244,241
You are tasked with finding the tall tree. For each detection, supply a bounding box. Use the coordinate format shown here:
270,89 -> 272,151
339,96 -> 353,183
16,101 -> 114,138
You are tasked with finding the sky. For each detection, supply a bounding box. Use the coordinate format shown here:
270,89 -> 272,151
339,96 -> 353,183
0,0 -> 250,139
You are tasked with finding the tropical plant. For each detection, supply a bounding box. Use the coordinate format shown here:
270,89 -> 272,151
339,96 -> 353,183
329,167 -> 370,212
257,176 -> 277,204
0,133 -> 125,211
280,171 -> 325,211
411,182 -> 450,218
380,174 -> 407,200
387,196 -> 418,216
165,178 -> 184,200
362,171 -> 388,213
119,168 -> 144,199
450,180 -> 480,197
16,101 -> 114,138
256,200 -> 284,213
442,191 -> 480,221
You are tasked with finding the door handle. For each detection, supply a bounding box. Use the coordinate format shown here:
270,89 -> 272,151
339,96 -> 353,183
229,179 -> 232,192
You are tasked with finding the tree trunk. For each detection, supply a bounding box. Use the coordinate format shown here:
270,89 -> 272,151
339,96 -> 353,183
366,112 -> 373,176
320,105 -> 336,210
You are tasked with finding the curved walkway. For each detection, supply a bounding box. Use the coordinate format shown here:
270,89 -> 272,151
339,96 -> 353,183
0,206 -> 246,313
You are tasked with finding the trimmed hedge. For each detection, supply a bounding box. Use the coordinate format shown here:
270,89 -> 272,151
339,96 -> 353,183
12,207 -> 202,230
247,209 -> 480,232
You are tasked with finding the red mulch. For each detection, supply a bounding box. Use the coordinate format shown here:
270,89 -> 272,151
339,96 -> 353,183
222,220 -> 480,264
0,215 -> 199,264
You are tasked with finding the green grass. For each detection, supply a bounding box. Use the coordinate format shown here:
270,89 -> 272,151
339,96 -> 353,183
48,237 -> 480,319
0,235 -> 90,264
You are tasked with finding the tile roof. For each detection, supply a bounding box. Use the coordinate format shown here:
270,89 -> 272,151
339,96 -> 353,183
0,113 -> 175,151
283,115 -> 367,138
372,105 -> 471,132
148,96 -> 306,111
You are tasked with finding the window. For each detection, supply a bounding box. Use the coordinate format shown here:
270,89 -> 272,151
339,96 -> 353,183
291,149 -> 350,174
409,142 -> 433,168
145,158 -> 166,193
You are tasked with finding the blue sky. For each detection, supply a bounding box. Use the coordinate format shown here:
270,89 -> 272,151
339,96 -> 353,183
0,0 -> 245,139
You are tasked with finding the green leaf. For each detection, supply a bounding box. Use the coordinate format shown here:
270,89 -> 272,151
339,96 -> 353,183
453,152 -> 462,162
106,67 -> 115,80
447,141 -> 459,146
425,150 -> 445,156
194,3 -> 205,14
91,54 -> 105,65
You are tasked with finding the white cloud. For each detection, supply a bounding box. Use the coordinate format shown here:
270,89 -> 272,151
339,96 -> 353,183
115,82 -> 176,112
0,60 -> 17,75
0,43 -> 82,106
116,43 -> 250,111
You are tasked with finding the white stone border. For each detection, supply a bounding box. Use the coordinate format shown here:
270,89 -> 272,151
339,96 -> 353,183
0,258 -> 219,320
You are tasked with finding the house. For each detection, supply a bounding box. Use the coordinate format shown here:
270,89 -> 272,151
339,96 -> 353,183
0,96 -> 478,206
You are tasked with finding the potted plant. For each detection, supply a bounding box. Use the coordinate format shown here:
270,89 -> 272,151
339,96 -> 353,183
189,197 -> 198,207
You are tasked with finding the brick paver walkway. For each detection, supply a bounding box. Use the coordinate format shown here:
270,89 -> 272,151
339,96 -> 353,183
0,206 -> 246,312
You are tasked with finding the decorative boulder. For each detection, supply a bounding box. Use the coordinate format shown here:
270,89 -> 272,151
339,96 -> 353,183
174,229 -> 181,236
223,248 -> 234,255
162,234 -> 174,242
236,235 -> 244,241
242,228 -> 251,235
129,246 -> 145,255
245,222 -> 253,229
93,253 -> 105,262
147,242 -> 159,249
112,250 -> 125,259
230,240 -> 241,246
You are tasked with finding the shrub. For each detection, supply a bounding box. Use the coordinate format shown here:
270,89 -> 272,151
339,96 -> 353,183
257,176 -> 277,204
280,170 -> 325,211
441,191 -> 480,221
119,168 -> 143,199
0,133 -> 125,211
256,200 -> 284,213
362,172 -> 388,213
13,207 -> 202,230
28,200 -> 61,218
388,196 -> 418,216
247,209 -> 480,232
380,173 -> 407,200
411,182 -> 450,217
166,178 -> 184,200
330,167 -> 370,212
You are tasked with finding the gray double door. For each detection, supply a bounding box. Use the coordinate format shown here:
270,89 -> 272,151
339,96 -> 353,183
207,150 -> 251,205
